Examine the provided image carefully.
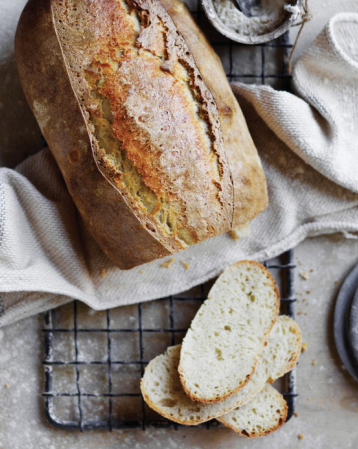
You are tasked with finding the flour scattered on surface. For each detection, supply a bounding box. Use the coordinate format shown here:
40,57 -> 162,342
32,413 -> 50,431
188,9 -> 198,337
0,351 -> 11,364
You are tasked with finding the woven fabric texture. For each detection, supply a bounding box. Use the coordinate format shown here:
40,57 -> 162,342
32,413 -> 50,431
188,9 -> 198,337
0,13 -> 357,327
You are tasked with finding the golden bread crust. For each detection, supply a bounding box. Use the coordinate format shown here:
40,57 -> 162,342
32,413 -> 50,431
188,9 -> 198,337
16,0 -> 174,269
52,0 -> 233,248
160,0 -> 268,226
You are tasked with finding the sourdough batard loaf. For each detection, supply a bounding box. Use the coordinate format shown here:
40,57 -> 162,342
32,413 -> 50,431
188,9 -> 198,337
15,0 -> 268,269
179,261 -> 280,403
140,316 -> 301,425
217,384 -> 288,438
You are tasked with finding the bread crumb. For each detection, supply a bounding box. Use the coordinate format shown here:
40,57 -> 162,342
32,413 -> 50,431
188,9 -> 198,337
294,412 -> 299,417
139,270 -> 144,274
4,383 -> 9,388
309,269 -> 314,273
180,261 -> 190,270
334,281 -> 338,285
298,434 -> 304,440
301,342 -> 308,352
297,311 -> 302,315
100,268 -> 107,278
229,230 -> 239,240
229,223 -> 250,240
306,290 -> 311,294
300,272 -> 309,280
312,359 -> 317,365
160,258 -> 175,269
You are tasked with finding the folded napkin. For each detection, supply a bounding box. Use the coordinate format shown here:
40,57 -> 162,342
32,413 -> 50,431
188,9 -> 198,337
1,13 -> 358,327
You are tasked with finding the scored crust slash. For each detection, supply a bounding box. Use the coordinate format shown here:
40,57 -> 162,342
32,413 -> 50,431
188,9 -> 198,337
15,0 -> 268,269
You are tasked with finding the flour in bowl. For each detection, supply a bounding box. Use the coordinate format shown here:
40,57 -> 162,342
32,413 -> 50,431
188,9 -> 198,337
213,0 -> 298,36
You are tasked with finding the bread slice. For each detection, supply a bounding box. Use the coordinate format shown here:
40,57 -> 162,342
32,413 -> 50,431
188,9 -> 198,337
178,261 -> 280,402
140,316 -> 301,425
217,384 -> 288,438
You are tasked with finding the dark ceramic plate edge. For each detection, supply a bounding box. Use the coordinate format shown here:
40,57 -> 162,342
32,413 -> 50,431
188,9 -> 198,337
334,262 -> 358,383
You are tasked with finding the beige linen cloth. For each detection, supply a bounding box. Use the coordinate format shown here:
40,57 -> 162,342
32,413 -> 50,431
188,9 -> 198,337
0,13 -> 358,327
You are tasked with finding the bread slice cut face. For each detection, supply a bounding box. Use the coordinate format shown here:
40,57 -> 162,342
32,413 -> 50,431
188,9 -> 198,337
179,261 -> 280,402
140,316 -> 301,425
217,384 -> 288,438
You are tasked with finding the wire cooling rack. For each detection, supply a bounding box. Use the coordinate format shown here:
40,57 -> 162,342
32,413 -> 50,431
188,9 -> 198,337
42,0 -> 296,432
43,251 -> 297,431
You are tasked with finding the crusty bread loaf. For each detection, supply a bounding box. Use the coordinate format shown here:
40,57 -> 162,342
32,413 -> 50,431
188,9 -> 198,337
140,316 -> 300,425
15,0 -> 267,269
217,384 -> 288,438
179,261 -> 280,402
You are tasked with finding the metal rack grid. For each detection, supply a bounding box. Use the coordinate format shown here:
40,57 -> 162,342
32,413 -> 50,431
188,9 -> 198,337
43,251 -> 297,431
42,0 -> 296,432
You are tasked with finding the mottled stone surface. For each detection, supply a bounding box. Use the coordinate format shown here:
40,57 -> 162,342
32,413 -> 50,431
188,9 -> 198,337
1,1 -> 358,448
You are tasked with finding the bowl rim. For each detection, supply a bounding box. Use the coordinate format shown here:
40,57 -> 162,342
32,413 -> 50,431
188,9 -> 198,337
201,0 -> 304,44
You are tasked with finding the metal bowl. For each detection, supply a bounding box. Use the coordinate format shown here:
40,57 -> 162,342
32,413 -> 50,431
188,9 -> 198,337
201,0 -> 304,44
